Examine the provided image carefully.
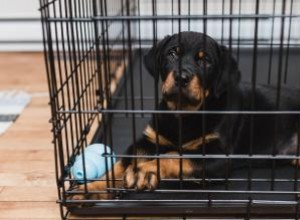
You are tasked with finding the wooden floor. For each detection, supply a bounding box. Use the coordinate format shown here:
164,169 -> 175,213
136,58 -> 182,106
0,52 -> 61,219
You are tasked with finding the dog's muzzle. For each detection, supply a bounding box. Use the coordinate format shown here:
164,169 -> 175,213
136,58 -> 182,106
162,71 -> 209,110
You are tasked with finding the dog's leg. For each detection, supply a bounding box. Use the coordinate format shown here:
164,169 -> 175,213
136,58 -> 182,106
124,152 -> 195,191
70,160 -> 126,200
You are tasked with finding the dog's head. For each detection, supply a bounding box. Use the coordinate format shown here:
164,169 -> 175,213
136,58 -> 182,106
144,31 -> 241,110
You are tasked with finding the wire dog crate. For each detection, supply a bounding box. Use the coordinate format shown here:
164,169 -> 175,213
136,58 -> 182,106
40,0 -> 300,219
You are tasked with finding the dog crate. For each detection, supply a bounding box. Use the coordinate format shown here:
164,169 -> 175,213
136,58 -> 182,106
40,0 -> 300,219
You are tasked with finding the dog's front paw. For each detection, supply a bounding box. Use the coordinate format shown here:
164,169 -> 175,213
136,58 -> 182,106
67,181 -> 113,203
69,185 -> 88,201
124,161 -> 160,191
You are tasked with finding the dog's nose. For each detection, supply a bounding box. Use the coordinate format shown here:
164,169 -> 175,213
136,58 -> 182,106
174,72 -> 191,87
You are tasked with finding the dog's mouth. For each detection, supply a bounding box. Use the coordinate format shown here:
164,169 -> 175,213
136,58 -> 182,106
163,89 -> 209,110
164,89 -> 199,104
162,72 -> 209,110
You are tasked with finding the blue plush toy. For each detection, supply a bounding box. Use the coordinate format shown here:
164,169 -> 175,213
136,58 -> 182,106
71,144 -> 116,182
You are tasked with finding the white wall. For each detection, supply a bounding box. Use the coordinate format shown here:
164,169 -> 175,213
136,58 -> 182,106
137,0 -> 300,46
0,0 -> 42,51
1,0 -> 299,51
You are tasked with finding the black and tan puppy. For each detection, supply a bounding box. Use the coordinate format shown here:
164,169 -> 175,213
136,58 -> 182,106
71,31 -> 300,200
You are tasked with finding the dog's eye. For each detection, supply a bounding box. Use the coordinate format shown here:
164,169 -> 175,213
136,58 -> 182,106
169,50 -> 177,58
168,47 -> 180,59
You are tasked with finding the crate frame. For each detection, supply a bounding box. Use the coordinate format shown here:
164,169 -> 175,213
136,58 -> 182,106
39,0 -> 300,219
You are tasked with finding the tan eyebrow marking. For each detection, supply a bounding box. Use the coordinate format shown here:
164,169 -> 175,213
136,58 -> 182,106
198,51 -> 205,59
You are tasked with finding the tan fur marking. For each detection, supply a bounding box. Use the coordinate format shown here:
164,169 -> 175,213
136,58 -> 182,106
138,152 -> 195,178
144,125 -> 173,146
189,75 -> 201,100
166,101 -> 177,110
144,125 -> 219,151
71,160 -> 125,200
188,75 -> 209,102
198,51 -> 205,59
124,165 -> 135,189
292,159 -> 300,167
182,133 -> 220,151
162,71 -> 175,95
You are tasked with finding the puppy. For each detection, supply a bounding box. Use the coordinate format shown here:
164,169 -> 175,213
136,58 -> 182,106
71,31 -> 300,201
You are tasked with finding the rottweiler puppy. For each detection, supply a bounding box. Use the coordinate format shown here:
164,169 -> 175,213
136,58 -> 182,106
71,31 -> 300,201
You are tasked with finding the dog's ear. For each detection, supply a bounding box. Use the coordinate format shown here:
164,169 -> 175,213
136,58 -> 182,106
214,45 -> 241,98
143,35 -> 171,81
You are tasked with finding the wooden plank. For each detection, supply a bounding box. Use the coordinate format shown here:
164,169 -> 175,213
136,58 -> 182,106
0,150 -> 53,161
0,172 -> 56,187
0,52 -> 47,93
0,202 -> 60,219
0,141 -> 52,150
0,186 -> 57,202
0,161 -> 55,173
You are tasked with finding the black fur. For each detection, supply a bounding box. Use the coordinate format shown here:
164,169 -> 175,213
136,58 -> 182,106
122,31 -> 300,179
